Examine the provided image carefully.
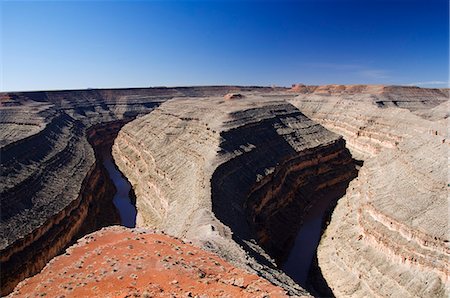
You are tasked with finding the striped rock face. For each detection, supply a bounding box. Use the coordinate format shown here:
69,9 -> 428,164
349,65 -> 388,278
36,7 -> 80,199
3,85 -> 448,297
289,86 -> 449,297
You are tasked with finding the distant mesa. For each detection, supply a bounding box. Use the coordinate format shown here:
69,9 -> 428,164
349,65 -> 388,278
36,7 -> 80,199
289,84 -> 315,93
289,83 -> 386,94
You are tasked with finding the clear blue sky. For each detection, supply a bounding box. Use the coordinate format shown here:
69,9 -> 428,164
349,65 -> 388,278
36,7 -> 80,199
1,0 -> 448,91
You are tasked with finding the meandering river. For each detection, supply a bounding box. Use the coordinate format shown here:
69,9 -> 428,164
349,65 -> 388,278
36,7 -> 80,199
102,155 -> 136,228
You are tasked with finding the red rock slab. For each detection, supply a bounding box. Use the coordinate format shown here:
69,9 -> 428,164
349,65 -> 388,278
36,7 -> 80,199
8,226 -> 289,298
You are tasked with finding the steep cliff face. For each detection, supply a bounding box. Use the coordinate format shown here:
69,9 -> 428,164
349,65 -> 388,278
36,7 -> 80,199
289,85 -> 449,297
3,85 -> 447,297
318,135 -> 448,297
112,95 -> 357,294
210,105 -> 357,263
0,91 -> 159,295
245,139 -> 356,262
0,153 -> 119,295
0,118 -> 134,295
0,86 -> 284,295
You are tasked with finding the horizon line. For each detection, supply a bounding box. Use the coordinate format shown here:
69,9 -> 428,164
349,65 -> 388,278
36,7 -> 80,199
1,83 -> 448,94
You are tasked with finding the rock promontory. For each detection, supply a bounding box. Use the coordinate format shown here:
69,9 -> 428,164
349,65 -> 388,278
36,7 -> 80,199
112,94 -> 357,293
1,86 -> 281,295
8,226 -> 294,298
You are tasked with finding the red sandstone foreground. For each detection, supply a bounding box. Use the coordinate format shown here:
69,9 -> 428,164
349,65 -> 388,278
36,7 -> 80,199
8,226 -> 290,298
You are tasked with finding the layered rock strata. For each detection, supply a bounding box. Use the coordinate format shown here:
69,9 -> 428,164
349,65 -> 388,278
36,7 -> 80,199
0,90 -> 164,294
0,86 -> 284,295
8,226 -> 295,298
3,85 -> 447,297
289,84 -> 448,160
318,134 -> 449,297
112,95 -> 357,294
289,85 -> 449,297
0,98 -> 154,294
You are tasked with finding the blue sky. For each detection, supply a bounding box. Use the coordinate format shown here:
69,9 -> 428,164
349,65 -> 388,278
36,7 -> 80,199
1,0 -> 448,91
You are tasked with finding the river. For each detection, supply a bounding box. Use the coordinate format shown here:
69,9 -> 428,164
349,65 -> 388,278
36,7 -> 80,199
281,193 -> 338,287
102,155 -> 136,228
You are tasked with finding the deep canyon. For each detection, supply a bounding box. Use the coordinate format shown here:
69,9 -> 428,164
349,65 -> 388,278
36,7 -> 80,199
1,85 -> 448,297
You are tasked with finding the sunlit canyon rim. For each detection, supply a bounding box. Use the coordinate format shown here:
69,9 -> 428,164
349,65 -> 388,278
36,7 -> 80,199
0,85 -> 448,297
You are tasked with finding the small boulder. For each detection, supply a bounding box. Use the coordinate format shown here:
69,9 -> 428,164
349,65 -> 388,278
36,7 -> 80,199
224,93 -> 244,100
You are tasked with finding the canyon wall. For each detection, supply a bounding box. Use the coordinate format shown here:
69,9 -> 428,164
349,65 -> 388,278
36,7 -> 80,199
289,85 -> 449,297
2,85 -> 447,297
112,94 -> 357,294
0,86 -> 285,295
289,84 -> 447,159
0,89 -> 189,294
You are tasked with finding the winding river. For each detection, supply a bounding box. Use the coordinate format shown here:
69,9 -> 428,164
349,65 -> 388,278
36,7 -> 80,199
102,155 -> 136,228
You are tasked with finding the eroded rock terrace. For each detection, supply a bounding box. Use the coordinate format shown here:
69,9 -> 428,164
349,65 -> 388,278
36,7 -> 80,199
289,85 -> 449,297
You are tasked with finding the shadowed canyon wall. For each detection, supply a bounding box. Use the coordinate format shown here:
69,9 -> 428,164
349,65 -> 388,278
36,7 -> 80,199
0,88 -> 215,294
210,108 -> 357,264
0,117 -> 136,295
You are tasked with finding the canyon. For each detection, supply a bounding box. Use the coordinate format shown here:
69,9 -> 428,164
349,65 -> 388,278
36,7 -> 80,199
289,84 -> 449,296
0,85 -> 448,297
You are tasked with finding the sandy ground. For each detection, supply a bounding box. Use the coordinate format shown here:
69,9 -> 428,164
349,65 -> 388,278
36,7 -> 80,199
8,226 -> 290,298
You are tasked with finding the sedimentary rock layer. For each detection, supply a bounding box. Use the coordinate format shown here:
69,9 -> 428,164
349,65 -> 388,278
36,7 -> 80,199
3,84 -> 447,297
289,84 -> 448,160
112,94 -> 357,294
289,85 -> 449,297
0,86 -> 284,295
318,136 -> 449,297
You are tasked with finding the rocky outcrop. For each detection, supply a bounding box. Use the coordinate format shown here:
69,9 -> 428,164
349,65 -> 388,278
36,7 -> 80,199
0,117 -> 132,295
0,93 -> 53,147
245,138 -> 356,262
318,135 -> 449,297
112,95 -> 357,294
0,153 -> 118,296
224,92 -> 244,100
8,226 -> 295,298
289,85 -> 449,297
289,85 -> 448,160
211,106 -> 357,263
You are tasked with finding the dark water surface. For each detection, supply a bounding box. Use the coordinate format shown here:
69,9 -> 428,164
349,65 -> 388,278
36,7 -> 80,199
282,194 -> 337,287
103,155 -> 136,228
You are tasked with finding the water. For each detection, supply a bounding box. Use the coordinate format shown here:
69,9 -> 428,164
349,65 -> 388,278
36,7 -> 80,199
282,194 -> 336,286
102,155 -> 136,228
